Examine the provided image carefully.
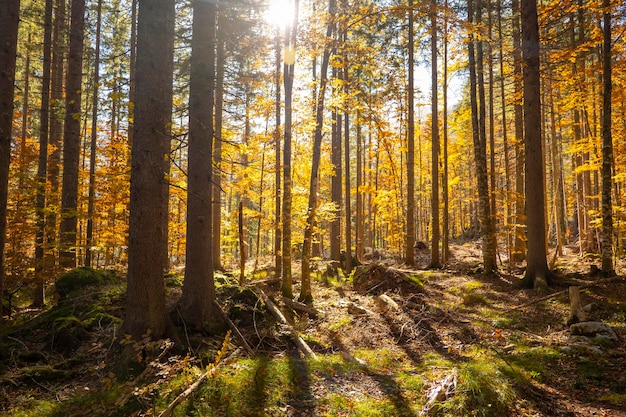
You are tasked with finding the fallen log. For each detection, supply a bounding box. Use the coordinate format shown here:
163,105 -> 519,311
508,275 -> 624,311
281,296 -> 320,317
158,347 -> 240,417
255,287 -> 318,360
213,300 -> 254,356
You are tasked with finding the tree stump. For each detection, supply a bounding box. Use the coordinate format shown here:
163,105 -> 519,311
567,286 -> 587,325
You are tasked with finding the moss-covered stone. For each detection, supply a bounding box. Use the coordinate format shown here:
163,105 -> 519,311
55,267 -> 116,300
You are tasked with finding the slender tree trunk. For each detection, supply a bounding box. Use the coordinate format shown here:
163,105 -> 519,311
281,0 -> 299,298
60,0 -> 86,268
274,29 -> 282,279
330,65 -> 342,263
356,111 -> 364,261
85,0 -> 102,268
520,0 -> 550,288
512,0 -> 525,263
442,0 -> 450,264
468,0 -> 496,273
124,0 -> 176,340
600,0 -> 614,275
343,49 -> 352,275
429,0 -> 441,269
0,0 -> 21,322
300,0 -> 335,303
213,18 -> 225,271
180,0 -> 218,330
33,0 -> 54,307
406,0 -> 415,265
497,0 -> 512,266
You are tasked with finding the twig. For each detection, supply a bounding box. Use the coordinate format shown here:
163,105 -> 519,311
255,287 -> 318,360
213,300 -> 254,356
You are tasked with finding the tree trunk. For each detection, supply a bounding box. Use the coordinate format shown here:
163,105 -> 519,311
600,0 -> 614,275
428,0 -> 441,269
441,0 -> 450,264
0,0 -> 20,322
520,0 -> 550,288
497,0 -> 511,267
60,0 -> 86,269
274,29 -> 282,279
343,50 -> 352,275
512,0 -> 526,263
85,0 -> 102,268
180,0 -> 218,330
213,18 -> 225,272
468,0 -> 496,273
281,0 -> 299,298
124,0 -> 176,340
330,66 -> 342,263
34,0 -> 54,307
405,0 -> 415,266
300,0 -> 335,303
46,0 -> 67,275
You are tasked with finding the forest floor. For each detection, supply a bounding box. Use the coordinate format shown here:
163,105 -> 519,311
1,241 -> 626,416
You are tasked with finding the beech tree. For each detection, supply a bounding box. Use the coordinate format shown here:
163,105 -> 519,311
124,0 -> 176,340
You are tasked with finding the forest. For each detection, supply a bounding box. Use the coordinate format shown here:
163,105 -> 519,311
1,0 -> 626,415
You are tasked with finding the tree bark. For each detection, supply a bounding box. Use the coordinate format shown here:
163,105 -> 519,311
124,0 -> 176,340
0,0 -> 20,322
467,0 -> 496,273
405,0 -> 415,266
33,0 -> 54,307
85,0 -> 103,268
428,0 -> 441,269
520,0 -> 550,288
300,0 -> 335,303
281,0 -> 299,298
213,18 -> 225,272
600,0 -> 614,275
180,0 -> 218,330
59,0 -> 86,269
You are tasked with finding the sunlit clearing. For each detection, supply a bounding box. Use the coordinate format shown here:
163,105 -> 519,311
264,0 -> 294,29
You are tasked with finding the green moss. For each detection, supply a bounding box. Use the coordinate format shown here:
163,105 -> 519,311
55,267 -> 116,299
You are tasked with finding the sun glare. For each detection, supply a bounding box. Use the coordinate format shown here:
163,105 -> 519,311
263,0 -> 294,29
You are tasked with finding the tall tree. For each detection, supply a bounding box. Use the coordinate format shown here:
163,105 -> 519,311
441,0 -> 450,264
0,0 -> 21,322
273,29 -> 282,279
428,0 -> 441,269
213,17 -> 225,272
343,40 -> 352,275
600,0 -> 614,275
467,0 -> 496,273
124,0 -> 176,340
281,0 -> 299,298
59,0 -> 86,268
405,0 -> 415,266
179,0 -> 218,329
511,0 -> 525,263
47,0 -> 67,273
300,0 -> 335,303
520,0 -> 550,288
85,0 -> 103,268
33,0 -> 54,307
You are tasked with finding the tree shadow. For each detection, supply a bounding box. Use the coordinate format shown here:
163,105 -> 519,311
286,348 -> 316,416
